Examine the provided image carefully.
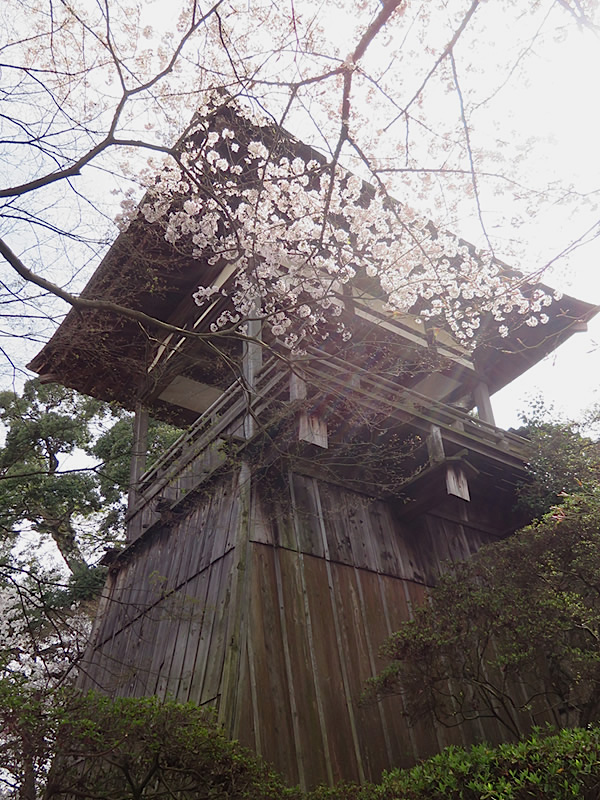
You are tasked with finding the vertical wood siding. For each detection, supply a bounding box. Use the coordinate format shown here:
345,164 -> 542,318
80,467 -> 515,788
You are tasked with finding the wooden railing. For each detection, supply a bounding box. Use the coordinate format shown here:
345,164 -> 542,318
300,349 -> 530,463
126,358 -> 289,541
127,351 -> 530,542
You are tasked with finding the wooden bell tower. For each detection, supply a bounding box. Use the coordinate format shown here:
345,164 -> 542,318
29,259 -> 597,788
27,108 -> 598,785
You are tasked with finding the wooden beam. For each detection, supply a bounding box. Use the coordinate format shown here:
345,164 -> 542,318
427,424 -> 445,464
474,381 -> 495,426
290,368 -> 307,401
128,402 -> 149,518
290,366 -> 328,449
242,317 -> 263,438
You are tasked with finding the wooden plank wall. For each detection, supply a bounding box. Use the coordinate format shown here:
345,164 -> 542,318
79,466 -> 516,789
79,469 -> 243,708
232,472 -> 508,788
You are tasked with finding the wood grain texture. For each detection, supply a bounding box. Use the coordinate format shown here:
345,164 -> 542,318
80,465 -> 523,788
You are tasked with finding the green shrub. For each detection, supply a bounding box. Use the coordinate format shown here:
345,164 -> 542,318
6,686 -> 600,799
366,493 -> 600,737
47,692 -> 300,800
0,686 -> 300,800
308,726 -> 600,799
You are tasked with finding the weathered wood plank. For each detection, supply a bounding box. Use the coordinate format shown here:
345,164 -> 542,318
271,490 -> 297,551
142,590 -> 179,698
224,471 -> 243,551
271,545 -> 306,789
383,575 -> 442,760
185,558 -> 223,706
159,520 -> 215,700
429,513 -> 472,565
368,501 -> 415,579
318,482 -> 354,564
289,473 -> 325,557
100,623 -> 137,695
362,570 -> 417,768
344,493 -> 379,572
247,484 -> 272,545
247,545 -> 298,784
125,529 -> 168,620
311,484 -> 366,782
394,577 -> 443,759
277,548 -> 330,788
332,563 -> 391,782
99,562 -> 134,641
128,609 -> 163,697
190,494 -> 218,575
122,614 -> 156,697
303,554 -> 360,783
199,550 -> 235,705
175,569 -> 212,702
232,637 -> 256,753
217,464 -> 252,739
208,477 -> 240,566
172,507 -> 204,587
182,501 -> 214,581
152,518 -> 199,701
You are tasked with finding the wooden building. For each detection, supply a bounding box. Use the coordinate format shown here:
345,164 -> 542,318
29,112 -> 599,788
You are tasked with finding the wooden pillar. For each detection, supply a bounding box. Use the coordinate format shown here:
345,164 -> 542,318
127,401 -> 149,514
219,462 -> 253,737
474,381 -> 495,426
242,317 -> 263,438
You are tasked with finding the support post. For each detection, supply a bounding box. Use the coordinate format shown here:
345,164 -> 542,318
242,317 -> 263,438
426,424 -> 445,464
474,381 -> 495,426
128,401 -> 149,515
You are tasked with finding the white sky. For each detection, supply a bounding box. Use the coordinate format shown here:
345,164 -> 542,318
488,19 -> 600,430
438,7 -> 600,430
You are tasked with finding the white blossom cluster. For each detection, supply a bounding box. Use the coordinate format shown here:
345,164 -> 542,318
0,580 -> 91,689
135,98 -> 552,349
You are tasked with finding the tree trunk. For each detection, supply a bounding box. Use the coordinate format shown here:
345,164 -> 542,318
37,516 -> 88,573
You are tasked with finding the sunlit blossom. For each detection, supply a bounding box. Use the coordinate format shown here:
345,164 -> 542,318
140,94 -> 548,349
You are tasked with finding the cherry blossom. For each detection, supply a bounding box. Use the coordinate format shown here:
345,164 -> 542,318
2,0 -> 593,372
0,578 -> 91,689
135,94 -> 551,349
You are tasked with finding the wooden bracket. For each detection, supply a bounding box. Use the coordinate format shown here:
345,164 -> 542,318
290,368 -> 328,449
299,411 -> 328,449
426,424 -> 445,464
445,463 -> 470,501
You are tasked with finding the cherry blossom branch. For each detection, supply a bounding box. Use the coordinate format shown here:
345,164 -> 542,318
449,51 -> 494,254
0,236 -> 235,343
319,1 -> 405,246
0,0 -> 224,200
0,235 -> 301,380
384,0 -> 481,132
555,0 -> 600,30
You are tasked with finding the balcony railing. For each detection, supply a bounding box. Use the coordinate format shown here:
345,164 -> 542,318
126,352 -> 530,543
